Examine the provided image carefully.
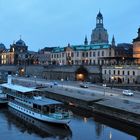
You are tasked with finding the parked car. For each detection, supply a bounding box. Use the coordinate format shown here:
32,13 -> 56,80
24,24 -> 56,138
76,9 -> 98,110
53,82 -> 58,85
122,90 -> 134,96
80,83 -> 88,88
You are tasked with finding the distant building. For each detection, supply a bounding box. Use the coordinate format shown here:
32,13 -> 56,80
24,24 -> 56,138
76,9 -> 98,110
51,43 -> 114,66
10,38 -> 28,65
1,49 -> 14,65
90,11 -> 109,44
50,11 -> 115,66
133,27 -> 140,64
37,47 -> 54,65
0,43 -> 6,52
102,65 -> 138,84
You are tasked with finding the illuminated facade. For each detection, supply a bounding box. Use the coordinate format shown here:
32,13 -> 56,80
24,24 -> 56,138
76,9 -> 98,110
133,27 -> 140,64
102,65 -> 139,84
1,51 -> 14,65
51,43 -> 114,65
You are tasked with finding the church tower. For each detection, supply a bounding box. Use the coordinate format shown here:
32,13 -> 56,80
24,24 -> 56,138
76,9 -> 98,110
84,36 -> 88,45
90,11 -> 109,44
111,35 -> 115,46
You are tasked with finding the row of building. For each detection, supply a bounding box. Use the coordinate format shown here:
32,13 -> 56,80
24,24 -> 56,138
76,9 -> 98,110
0,11 -> 140,84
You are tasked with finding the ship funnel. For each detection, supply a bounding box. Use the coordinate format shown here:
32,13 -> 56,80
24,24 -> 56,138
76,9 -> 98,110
8,75 -> 12,84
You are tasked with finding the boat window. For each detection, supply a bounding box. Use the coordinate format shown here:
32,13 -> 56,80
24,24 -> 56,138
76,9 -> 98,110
50,108 -> 55,113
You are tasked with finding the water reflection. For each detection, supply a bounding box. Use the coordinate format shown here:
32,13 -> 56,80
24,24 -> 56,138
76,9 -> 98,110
93,113 -> 140,139
5,107 -> 72,139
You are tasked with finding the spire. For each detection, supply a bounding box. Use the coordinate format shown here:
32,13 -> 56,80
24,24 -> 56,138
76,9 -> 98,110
96,10 -> 103,28
84,35 -> 88,45
111,35 -> 115,46
20,35 -> 22,40
67,43 -> 70,47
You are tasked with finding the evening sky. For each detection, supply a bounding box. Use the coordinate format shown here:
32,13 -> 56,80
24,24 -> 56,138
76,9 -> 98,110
0,0 -> 139,51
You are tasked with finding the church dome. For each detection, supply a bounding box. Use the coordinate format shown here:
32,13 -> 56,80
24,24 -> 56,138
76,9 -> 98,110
0,43 -> 6,49
16,39 -> 26,46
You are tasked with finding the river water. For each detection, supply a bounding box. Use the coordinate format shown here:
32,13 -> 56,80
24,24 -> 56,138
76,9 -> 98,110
0,107 -> 139,140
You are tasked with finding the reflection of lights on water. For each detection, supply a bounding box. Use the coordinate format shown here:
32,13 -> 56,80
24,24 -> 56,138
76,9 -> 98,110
84,117 -> 87,123
109,131 -> 112,139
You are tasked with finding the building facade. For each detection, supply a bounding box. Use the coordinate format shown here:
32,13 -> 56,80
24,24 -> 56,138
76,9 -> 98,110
51,43 -> 115,66
50,11 -> 114,66
102,27 -> 140,84
102,65 -> 139,84
133,27 -> 140,64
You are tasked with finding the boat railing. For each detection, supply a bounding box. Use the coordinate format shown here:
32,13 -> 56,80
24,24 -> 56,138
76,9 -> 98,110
52,107 -> 73,119
10,99 -> 42,114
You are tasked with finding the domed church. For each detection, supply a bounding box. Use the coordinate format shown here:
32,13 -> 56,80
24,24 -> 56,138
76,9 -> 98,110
10,38 -> 28,53
90,11 -> 109,44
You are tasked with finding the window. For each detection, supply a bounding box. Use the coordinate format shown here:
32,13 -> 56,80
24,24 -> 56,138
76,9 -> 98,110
118,70 -> 120,75
128,71 -> 130,75
89,59 -> 92,64
98,51 -> 100,56
133,71 -> 135,75
122,71 -> 124,75
77,52 -> 79,57
102,51 -> 104,56
104,70 -> 106,74
98,60 -> 100,65
93,52 -> 95,57
90,52 -> 92,57
109,51 -> 111,56
114,70 -> 115,75
71,52 -> 74,57
86,52 -> 88,57
82,52 -> 85,57
62,53 -> 64,57
102,60 -> 104,65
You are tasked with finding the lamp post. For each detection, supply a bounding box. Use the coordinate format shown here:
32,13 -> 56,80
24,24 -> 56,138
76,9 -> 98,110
111,76 -> 114,89
61,78 -> 64,88
34,76 -> 36,85
103,84 -> 106,96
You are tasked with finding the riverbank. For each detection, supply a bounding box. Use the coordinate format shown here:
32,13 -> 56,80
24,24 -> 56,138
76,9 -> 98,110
10,76 -> 140,127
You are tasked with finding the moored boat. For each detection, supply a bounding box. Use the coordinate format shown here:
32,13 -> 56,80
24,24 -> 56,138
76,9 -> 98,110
1,75 -> 72,124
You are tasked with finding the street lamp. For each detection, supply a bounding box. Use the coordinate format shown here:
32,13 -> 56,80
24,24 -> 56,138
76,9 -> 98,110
61,78 -> 64,88
111,76 -> 114,89
103,84 -> 106,96
34,76 -> 36,85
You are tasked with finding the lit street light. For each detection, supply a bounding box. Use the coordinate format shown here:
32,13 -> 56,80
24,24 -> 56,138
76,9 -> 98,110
111,76 -> 114,89
103,84 -> 106,96
34,76 -> 37,85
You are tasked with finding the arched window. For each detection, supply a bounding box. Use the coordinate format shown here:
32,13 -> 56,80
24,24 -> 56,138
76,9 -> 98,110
127,71 -> 130,75
118,70 -> 120,75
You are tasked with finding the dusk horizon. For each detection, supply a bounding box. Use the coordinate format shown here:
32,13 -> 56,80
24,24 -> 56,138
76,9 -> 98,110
0,0 -> 140,51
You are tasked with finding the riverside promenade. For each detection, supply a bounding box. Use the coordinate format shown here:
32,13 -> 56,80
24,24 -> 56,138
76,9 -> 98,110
12,76 -> 140,126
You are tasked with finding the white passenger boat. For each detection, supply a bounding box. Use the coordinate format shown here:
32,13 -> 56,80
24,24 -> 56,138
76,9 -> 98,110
1,75 -> 72,124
